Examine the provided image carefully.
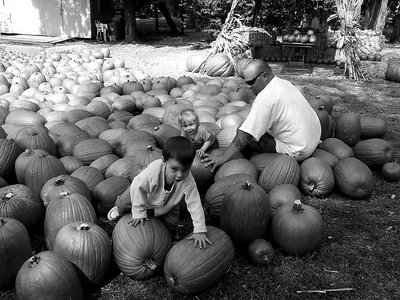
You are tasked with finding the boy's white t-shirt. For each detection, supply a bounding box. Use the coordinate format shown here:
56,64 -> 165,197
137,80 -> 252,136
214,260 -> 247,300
239,76 -> 321,161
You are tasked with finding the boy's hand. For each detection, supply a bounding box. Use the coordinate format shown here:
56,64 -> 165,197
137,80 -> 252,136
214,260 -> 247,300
187,233 -> 212,249
196,149 -> 205,158
128,217 -> 148,227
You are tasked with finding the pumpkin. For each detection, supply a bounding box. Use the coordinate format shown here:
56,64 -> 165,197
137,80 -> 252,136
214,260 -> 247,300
53,222 -> 112,286
249,153 -> 281,176
127,113 -> 161,130
318,137 -> 354,160
0,184 -> 43,229
258,154 -> 300,193
15,251 -> 84,300
205,53 -> 234,77
153,124 -> 181,148
353,138 -> 394,169
272,199 -> 323,255
385,58 -> 400,82
268,183 -> 303,216
334,112 -> 361,146
72,138 -> 113,165
247,238 -> 275,265
92,176 -> 131,215
24,153 -> 67,197
104,157 -> 133,179
113,215 -> 172,280
217,126 -> 238,148
107,110 -> 134,123
214,158 -> 258,182
221,181 -> 271,243
307,94 -> 334,115
186,53 -> 206,72
75,116 -> 111,138
0,138 -> 22,178
62,109 -> 94,124
128,146 -> 163,180
90,153 -> 120,174
333,157 -> 375,200
299,157 -> 335,198
204,173 -> 257,222
164,226 -> 234,295
236,58 -> 252,78
14,149 -> 49,184
190,155 -> 215,192
381,162 -> 400,181
56,133 -> 90,157
0,217 -> 31,288
5,109 -> 46,126
59,156 -> 83,174
40,174 -> 92,208
310,148 -> 339,168
360,116 -> 387,139
71,166 -> 104,191
44,192 -> 96,250
314,106 -> 333,140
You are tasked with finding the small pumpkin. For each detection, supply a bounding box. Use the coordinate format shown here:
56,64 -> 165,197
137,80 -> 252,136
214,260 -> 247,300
247,238 -> 275,265
268,183 -> 302,216
381,162 -> 400,182
360,116 -> 387,139
71,166 -> 104,191
353,138 -> 394,169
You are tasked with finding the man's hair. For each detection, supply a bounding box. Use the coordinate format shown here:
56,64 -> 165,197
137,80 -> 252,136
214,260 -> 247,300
178,109 -> 199,126
163,136 -> 196,168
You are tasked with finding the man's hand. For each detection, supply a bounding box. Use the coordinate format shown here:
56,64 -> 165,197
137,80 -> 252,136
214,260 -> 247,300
200,153 -> 225,172
187,233 -> 212,249
128,217 -> 148,227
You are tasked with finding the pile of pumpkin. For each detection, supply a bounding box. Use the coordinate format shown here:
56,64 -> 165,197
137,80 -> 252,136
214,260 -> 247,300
0,46 -> 398,298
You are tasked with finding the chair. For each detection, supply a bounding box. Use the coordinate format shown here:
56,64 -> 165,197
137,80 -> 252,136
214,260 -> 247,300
95,20 -> 109,42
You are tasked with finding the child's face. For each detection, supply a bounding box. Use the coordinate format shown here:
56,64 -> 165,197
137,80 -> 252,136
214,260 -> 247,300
181,119 -> 198,135
164,158 -> 191,186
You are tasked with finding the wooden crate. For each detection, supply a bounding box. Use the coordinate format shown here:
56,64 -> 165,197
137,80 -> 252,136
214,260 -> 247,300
243,31 -> 273,47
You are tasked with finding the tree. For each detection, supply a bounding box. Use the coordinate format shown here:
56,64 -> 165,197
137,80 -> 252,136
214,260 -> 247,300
388,0 -> 400,42
362,0 -> 389,32
123,0 -> 139,43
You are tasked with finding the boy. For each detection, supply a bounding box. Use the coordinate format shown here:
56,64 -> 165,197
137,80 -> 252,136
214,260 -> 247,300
178,109 -> 218,158
107,136 -> 211,249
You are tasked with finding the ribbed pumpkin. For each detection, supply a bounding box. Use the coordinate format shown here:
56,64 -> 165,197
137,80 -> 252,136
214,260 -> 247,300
105,157 -> 134,179
92,176 -> 131,215
153,124 -> 181,148
90,153 -> 120,174
205,53 -> 234,77
44,192 -> 96,250
268,183 -> 303,216
247,238 -> 275,265
310,148 -> 339,168
217,126 -> 237,148
360,116 -> 387,139
40,174 -> 92,208
98,128 -> 128,152
381,162 -> 400,182
258,155 -> 300,193
14,149 -> 49,184
314,106 -> 333,140
5,109 -> 46,126
318,137 -> 354,160
221,181 -> 271,243
0,217 -> 31,288
15,127 -> 57,155
24,153 -> 67,197
75,116 -> 111,138
59,156 -> 83,174
113,215 -> 172,280
307,94 -> 334,115
53,222 -> 112,286
62,109 -> 94,124
0,138 -> 22,178
15,251 -> 84,300
299,157 -> 335,198
72,138 -> 113,165
116,129 -> 156,156
249,153 -> 281,176
164,226 -> 234,295
127,113 -> 161,130
214,158 -> 258,182
0,184 -> 43,229
272,199 -> 323,256
190,155 -> 215,192
204,174 -> 257,222
186,53 -> 206,72
334,112 -> 361,146
353,138 -> 394,169
385,58 -> 400,82
334,157 -> 375,200
71,166 -> 104,191
128,146 -> 163,180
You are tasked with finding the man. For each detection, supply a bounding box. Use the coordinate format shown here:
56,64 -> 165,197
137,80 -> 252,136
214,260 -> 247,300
201,59 -> 321,172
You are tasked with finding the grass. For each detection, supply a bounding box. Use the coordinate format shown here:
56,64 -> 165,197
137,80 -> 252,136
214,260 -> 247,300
1,22 -> 400,300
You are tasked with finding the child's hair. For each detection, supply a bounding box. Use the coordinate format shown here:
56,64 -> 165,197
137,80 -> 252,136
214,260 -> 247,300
163,136 -> 196,168
178,109 -> 199,126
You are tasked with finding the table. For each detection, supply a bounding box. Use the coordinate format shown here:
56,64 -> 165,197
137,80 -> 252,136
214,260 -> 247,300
280,42 -> 314,75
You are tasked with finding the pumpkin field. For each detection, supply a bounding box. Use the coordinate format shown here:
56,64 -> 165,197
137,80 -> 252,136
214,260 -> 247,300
0,29 -> 399,300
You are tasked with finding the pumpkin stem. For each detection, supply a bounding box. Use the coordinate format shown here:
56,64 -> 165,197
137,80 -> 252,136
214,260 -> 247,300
308,183 -> 315,192
147,145 -> 154,151
143,258 -> 157,271
318,105 -> 325,111
5,192 -> 15,199
25,149 -> 35,155
54,178 -> 64,186
28,255 -> 41,268
0,218 -> 6,226
168,274 -> 180,286
242,181 -> 253,190
78,223 -> 90,231
261,254 -> 271,262
154,126 -> 159,131
292,199 -> 304,214
59,191 -> 70,198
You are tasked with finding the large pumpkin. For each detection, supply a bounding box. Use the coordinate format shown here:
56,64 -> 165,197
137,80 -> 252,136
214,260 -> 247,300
258,154 -> 300,193
214,158 -> 258,182
360,116 -> 387,139
53,222 -> 112,286
205,53 -> 234,77
353,138 -> 394,169
71,166 -> 104,191
128,146 -> 163,180
310,148 -> 339,168
318,137 -> 354,160
272,200 -> 323,256
163,226 -> 234,295
15,251 -> 84,300
268,183 -> 302,216
333,157 -> 375,200
105,157 -> 135,179
113,215 -> 172,280
0,217 -> 31,288
299,157 -> 335,198
15,127 -> 57,156
190,155 -> 215,192
72,138 -> 113,165
0,184 -> 43,229
334,112 -> 361,146
385,58 -> 400,82
0,138 -> 22,178
249,153 -> 281,176
221,181 -> 271,243
186,53 -> 206,72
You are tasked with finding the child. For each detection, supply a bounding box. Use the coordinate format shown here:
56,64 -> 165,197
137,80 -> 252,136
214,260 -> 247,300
178,109 -> 218,158
107,136 -> 211,249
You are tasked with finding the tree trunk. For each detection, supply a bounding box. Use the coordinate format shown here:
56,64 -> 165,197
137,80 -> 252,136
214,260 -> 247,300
123,0 -> 138,43
155,1 -> 160,33
390,14 -> 400,43
363,0 -> 389,32
252,0 -> 263,27
157,1 -> 180,35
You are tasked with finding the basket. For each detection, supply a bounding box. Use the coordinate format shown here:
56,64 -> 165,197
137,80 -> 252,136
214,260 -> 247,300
242,31 -> 273,47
